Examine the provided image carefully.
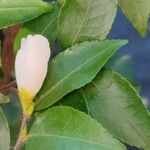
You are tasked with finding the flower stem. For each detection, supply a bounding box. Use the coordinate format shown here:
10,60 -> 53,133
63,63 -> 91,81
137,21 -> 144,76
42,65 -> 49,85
14,114 -> 30,150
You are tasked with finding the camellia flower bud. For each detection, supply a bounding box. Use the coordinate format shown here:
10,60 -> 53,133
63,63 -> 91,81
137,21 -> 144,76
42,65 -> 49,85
15,34 -> 50,116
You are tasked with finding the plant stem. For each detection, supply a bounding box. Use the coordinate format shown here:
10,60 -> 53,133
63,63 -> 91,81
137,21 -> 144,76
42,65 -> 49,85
14,114 -> 30,150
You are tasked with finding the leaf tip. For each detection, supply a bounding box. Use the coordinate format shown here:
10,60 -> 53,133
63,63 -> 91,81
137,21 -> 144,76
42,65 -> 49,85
119,39 -> 128,46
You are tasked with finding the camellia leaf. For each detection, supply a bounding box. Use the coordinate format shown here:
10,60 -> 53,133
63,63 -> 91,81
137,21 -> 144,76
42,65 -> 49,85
0,107 -> 10,150
2,93 -> 22,147
60,68 -> 150,149
26,106 -> 126,150
58,0 -> 117,48
14,2 -> 60,54
35,40 -> 127,110
0,93 -> 9,104
118,0 -> 150,36
0,0 -> 52,29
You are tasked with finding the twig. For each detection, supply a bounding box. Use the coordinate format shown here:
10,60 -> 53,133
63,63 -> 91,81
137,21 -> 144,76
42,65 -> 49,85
14,115 -> 30,150
0,25 -> 21,94
0,80 -> 16,91
2,25 -> 21,83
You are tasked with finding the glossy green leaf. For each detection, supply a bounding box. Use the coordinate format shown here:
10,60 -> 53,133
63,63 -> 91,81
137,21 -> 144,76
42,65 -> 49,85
0,107 -> 10,150
119,0 -> 150,36
0,93 -> 9,104
1,93 -> 22,147
26,106 -> 126,150
14,2 -> 60,54
56,91 -> 88,113
58,0 -> 117,48
0,0 -> 52,29
60,69 -> 150,149
35,40 -> 127,110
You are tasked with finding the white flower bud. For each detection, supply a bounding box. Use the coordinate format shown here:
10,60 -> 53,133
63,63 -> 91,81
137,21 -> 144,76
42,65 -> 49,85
15,34 -> 51,97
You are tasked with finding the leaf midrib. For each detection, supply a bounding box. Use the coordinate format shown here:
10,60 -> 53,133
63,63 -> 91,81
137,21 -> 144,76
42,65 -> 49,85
41,15 -> 58,35
36,46 -> 113,106
71,1 -> 91,46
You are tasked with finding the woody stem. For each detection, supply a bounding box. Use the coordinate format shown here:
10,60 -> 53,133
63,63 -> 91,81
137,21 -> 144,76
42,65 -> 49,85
14,114 -> 30,150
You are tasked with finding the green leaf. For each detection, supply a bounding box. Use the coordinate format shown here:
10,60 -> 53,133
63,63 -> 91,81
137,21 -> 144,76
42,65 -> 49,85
0,93 -> 9,104
14,2 -> 60,54
0,107 -> 10,150
119,0 -> 150,36
35,40 -> 127,110
58,0 -> 117,48
1,93 -> 22,147
56,91 -> 88,113
26,106 -> 126,150
60,68 -> 150,149
0,0 -> 52,29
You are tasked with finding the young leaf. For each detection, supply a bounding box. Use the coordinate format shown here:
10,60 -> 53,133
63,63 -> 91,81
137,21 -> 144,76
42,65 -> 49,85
0,107 -> 10,150
0,0 -> 52,29
14,2 -> 60,54
118,0 -> 150,37
35,40 -> 127,110
0,93 -> 9,104
60,69 -> 150,149
58,0 -> 117,48
26,106 -> 126,150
